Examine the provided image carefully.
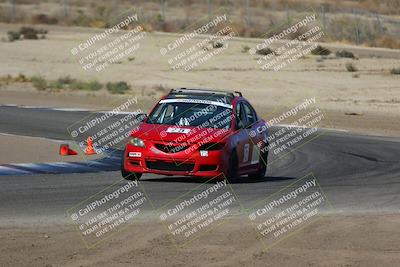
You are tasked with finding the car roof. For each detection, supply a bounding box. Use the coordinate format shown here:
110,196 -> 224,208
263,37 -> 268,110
166,88 -> 243,104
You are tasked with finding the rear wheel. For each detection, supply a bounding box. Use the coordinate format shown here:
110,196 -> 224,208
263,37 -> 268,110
121,150 -> 142,181
248,151 -> 268,180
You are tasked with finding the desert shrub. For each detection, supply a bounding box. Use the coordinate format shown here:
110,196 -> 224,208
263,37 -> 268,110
31,76 -> 47,90
70,81 -> 85,90
0,75 -> 13,85
17,27 -> 48,40
336,50 -> 355,58
7,31 -> 21,42
89,19 -> 108,28
57,76 -> 75,85
212,41 -> 224,48
0,74 -> 29,83
256,47 -> 275,56
345,112 -> 363,116
345,62 -> 358,72
311,45 -> 331,56
390,68 -> 400,75
49,81 -> 64,90
86,80 -> 103,91
373,36 -> 400,49
71,12 -> 93,27
31,14 -> 58,25
15,73 -> 28,82
20,27 -> 39,39
106,81 -> 130,94
241,45 -> 250,53
139,23 -> 153,32
7,27 -> 47,41
70,80 -> 102,91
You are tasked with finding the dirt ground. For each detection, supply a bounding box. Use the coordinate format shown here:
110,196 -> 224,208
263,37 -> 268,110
0,23 -> 399,138
0,24 -> 399,266
1,214 -> 399,267
0,133 -> 106,164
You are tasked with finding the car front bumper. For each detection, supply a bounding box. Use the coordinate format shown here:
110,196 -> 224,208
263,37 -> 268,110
123,144 -> 226,178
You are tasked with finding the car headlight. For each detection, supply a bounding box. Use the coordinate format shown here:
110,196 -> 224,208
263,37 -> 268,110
128,137 -> 145,147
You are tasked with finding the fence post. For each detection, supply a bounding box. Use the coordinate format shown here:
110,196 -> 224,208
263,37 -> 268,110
114,0 -> 119,14
353,9 -> 360,44
62,0 -> 68,18
286,4 -> 291,24
207,0 -> 212,19
321,5 -> 326,31
375,13 -> 383,34
245,0 -> 251,25
9,0 -> 16,22
160,0 -> 166,20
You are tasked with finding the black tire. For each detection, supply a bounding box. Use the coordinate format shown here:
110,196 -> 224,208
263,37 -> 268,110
121,167 -> 142,181
121,150 -> 142,181
226,151 -> 240,183
248,151 -> 268,180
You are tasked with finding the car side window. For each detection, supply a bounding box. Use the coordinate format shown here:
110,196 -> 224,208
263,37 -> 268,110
235,102 -> 245,129
243,102 -> 256,126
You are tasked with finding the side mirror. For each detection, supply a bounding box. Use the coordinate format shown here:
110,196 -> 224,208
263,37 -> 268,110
136,113 -> 147,122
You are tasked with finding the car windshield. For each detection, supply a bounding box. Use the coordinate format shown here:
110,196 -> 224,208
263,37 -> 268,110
147,101 -> 233,129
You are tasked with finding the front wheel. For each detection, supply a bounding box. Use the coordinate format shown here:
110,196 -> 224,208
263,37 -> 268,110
121,167 -> 142,181
226,151 -> 240,183
248,151 -> 268,180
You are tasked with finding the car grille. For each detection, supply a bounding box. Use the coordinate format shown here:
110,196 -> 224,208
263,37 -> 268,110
154,143 -> 189,153
199,164 -> 218,171
146,160 -> 194,172
197,142 -> 225,151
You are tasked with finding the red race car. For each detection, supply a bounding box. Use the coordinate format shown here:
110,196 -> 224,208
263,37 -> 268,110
121,88 -> 269,182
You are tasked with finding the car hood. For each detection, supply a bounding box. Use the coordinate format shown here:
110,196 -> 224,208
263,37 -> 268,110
133,123 -> 231,143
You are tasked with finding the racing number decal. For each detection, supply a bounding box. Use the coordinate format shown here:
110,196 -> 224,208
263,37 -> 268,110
243,143 -> 250,162
251,145 -> 260,164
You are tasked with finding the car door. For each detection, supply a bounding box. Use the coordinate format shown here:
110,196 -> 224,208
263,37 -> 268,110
233,101 -> 253,170
242,101 -> 263,169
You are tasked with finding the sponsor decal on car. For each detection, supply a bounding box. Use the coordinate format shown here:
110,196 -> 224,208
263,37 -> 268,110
200,150 -> 209,157
166,127 -> 191,134
129,152 -> 142,157
243,143 -> 250,162
159,98 -> 232,109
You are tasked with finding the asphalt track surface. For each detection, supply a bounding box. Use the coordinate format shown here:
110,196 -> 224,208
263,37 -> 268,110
0,105 -> 399,222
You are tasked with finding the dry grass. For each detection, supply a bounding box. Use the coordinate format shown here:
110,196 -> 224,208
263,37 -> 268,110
0,74 -> 30,85
1,25 -> 399,125
373,36 -> 400,50
0,0 -> 399,49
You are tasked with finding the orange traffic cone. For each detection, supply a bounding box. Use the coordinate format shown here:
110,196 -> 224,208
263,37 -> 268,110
59,144 -> 78,156
85,136 -> 96,155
